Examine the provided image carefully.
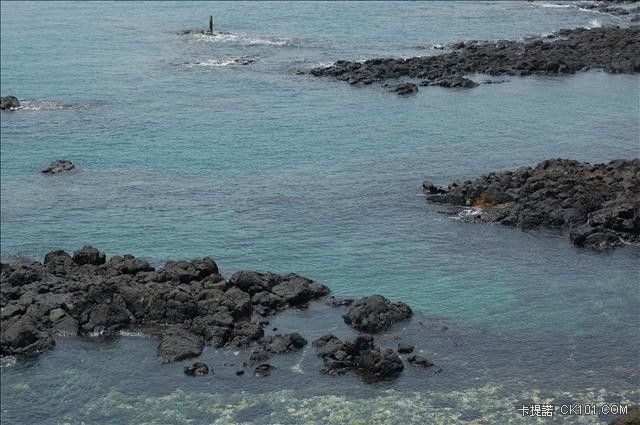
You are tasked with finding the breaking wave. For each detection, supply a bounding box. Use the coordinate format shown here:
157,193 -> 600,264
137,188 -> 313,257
11,100 -> 100,111
184,31 -> 296,47
182,56 -> 256,68
586,18 -> 602,28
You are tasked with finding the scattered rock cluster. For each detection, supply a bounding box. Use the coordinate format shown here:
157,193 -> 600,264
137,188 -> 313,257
308,26 -> 640,93
1,247 -> 424,381
424,158 -> 640,250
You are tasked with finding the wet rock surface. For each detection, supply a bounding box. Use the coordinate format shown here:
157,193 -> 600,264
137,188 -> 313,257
42,160 -> 75,174
184,362 -> 210,376
424,158 -> 640,250
0,247 -> 416,381
308,26 -> 640,92
250,332 -> 307,362
610,405 -> 640,425
158,326 -> 204,363
344,295 -> 413,333
0,96 -> 20,110
385,82 -> 418,95
313,334 -> 404,379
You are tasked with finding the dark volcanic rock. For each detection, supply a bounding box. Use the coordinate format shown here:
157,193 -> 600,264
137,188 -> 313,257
250,332 -> 307,362
42,160 -> 75,174
1,247 -> 417,382
184,362 -> 209,376
228,270 -> 278,295
254,363 -> 276,377
431,75 -> 478,88
424,158 -> 640,250
570,228 -> 624,250
398,343 -> 414,354
157,257 -> 219,283
270,274 -> 330,306
72,246 -> 106,266
408,355 -> 434,368
107,255 -> 154,275
228,322 -> 264,347
357,347 -> 404,378
386,82 -> 418,95
158,326 -> 204,363
309,27 -> 640,92
1,316 -> 55,355
81,303 -> 131,334
1,96 -> 20,110
44,250 -> 74,276
326,296 -> 354,307
610,405 -> 640,425
313,334 -> 404,379
344,295 -> 413,333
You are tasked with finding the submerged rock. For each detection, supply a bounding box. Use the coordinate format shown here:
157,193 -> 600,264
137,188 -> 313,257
398,343 -> 414,354
386,83 -> 419,95
42,160 -> 75,174
158,327 -> 204,363
344,295 -> 413,333
431,75 -> 478,88
408,355 -> 434,368
254,363 -> 276,377
250,332 -> 307,362
0,96 -> 20,110
184,362 -> 209,376
570,228 -> 624,250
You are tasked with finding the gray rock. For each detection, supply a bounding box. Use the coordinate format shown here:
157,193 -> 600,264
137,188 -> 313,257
72,246 -> 106,266
184,362 -> 209,376
0,96 -> 20,110
157,326 -> 204,363
42,160 -> 75,174
344,295 -> 412,333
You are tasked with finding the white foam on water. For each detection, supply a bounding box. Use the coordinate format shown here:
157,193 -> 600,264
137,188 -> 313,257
0,356 -> 17,368
187,32 -> 295,47
16,100 -> 66,111
535,2 -> 572,8
586,18 -> 602,28
183,57 -> 256,68
456,207 -> 483,220
13,100 -> 97,111
118,330 -> 150,338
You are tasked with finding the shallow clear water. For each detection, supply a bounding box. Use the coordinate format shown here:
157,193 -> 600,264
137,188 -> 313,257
1,1 -> 639,423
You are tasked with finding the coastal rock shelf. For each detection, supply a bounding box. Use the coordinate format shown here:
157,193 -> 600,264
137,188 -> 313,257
423,158 -> 640,250
307,26 -> 640,92
0,247 -> 420,381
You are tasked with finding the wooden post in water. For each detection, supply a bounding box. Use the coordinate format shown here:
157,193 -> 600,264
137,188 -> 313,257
208,15 -> 213,34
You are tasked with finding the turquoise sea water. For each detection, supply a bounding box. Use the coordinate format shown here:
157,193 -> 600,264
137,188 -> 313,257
1,2 -> 639,423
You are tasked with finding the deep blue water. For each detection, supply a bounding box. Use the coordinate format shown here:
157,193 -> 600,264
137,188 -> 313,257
1,2 -> 639,423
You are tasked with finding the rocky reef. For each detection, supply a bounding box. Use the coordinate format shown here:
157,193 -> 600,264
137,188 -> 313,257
307,26 -> 640,93
0,247 -> 423,381
423,158 -> 640,250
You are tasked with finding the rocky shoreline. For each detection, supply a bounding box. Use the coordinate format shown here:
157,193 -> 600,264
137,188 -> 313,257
1,247 -> 421,380
423,158 -> 640,250
307,26 -> 640,93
